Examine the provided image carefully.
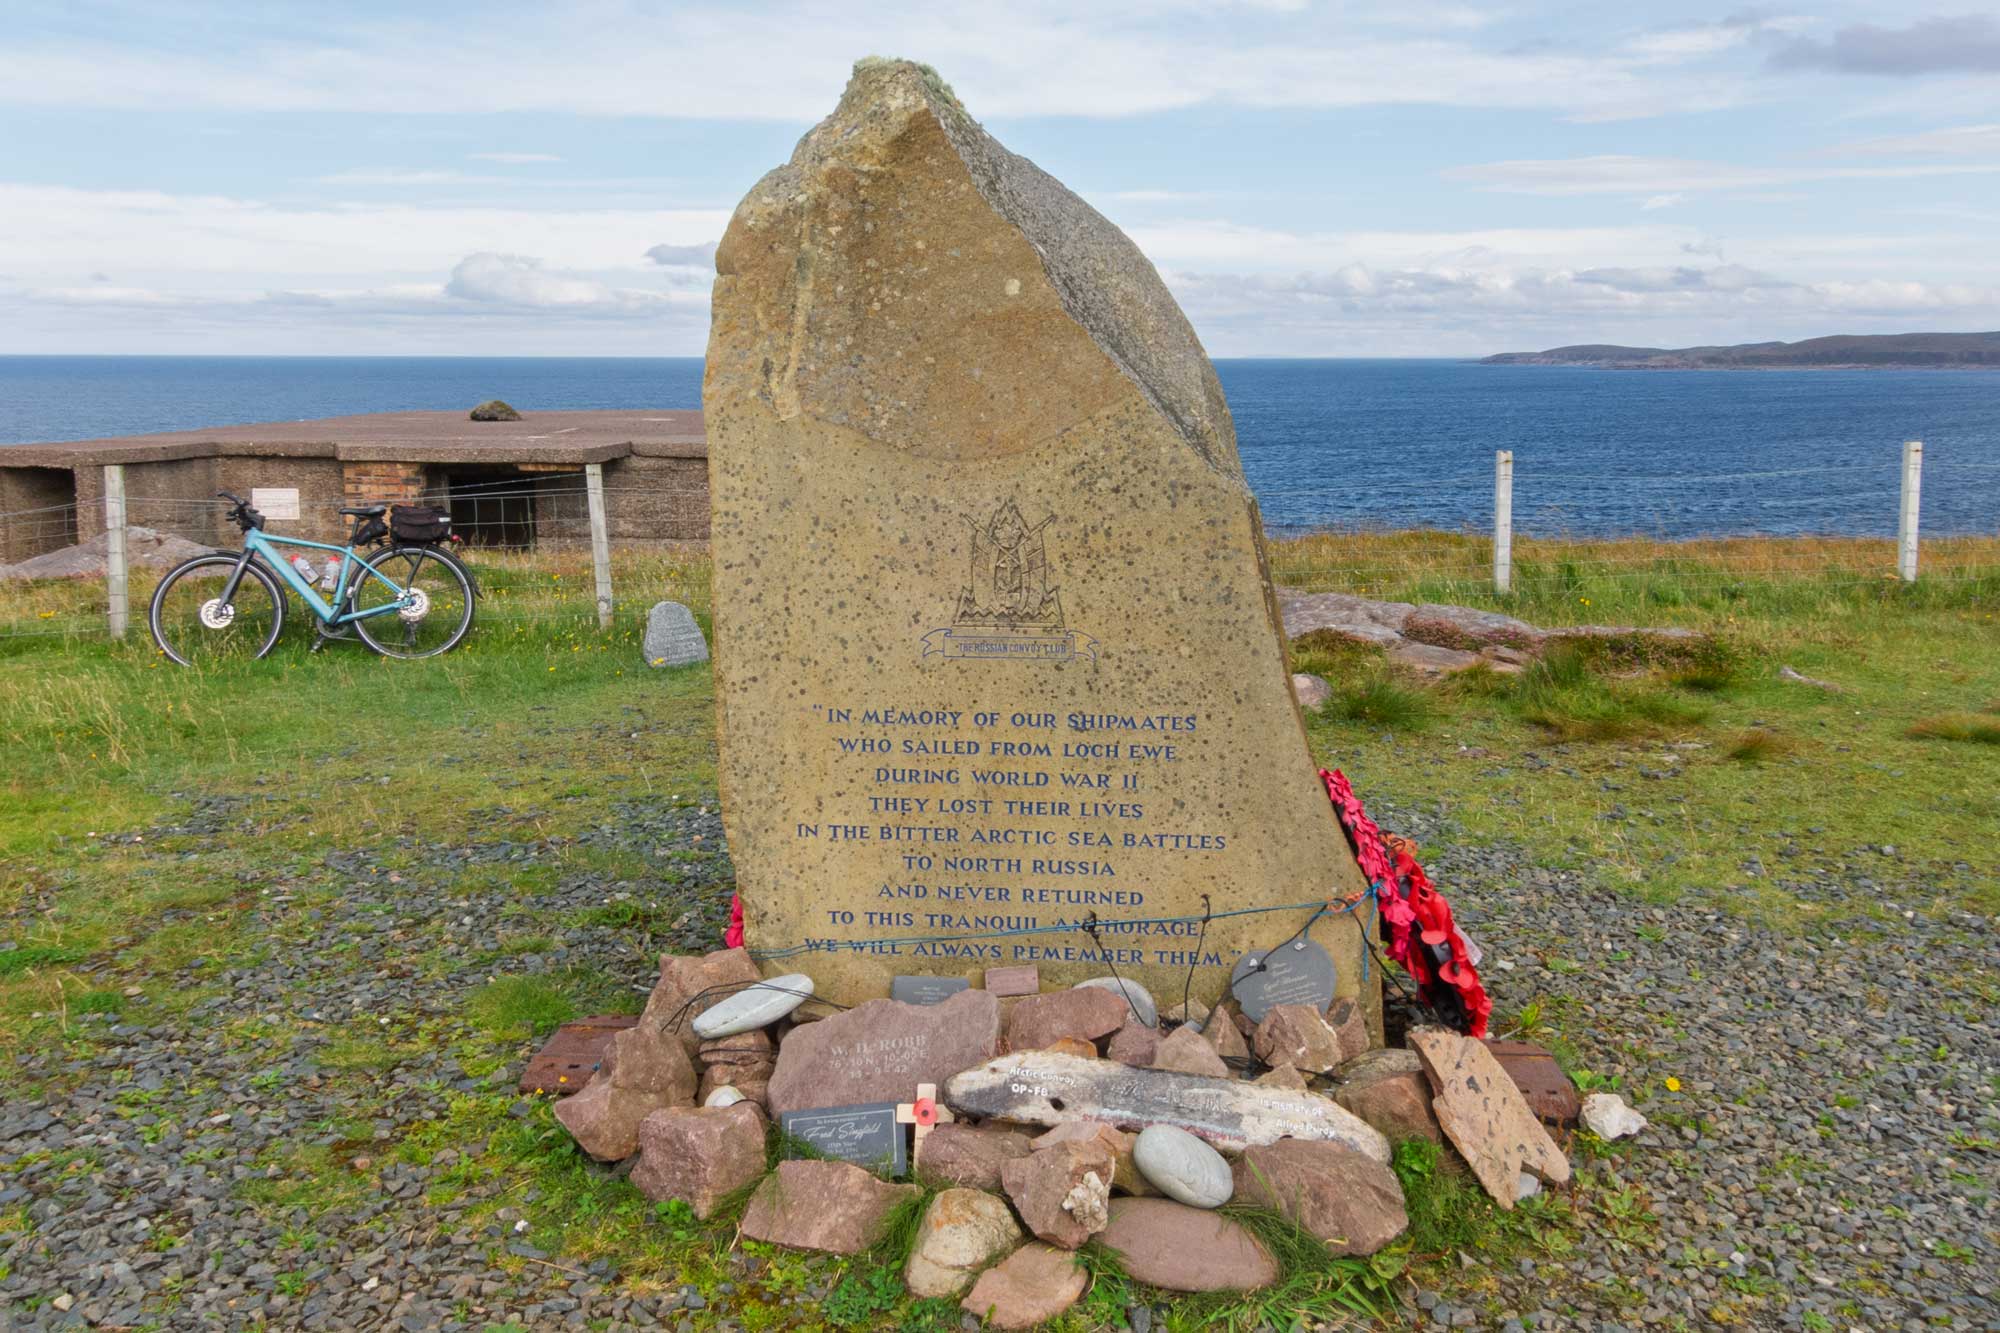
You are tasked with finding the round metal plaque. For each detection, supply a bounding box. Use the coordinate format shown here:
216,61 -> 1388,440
1229,937 -> 1337,1023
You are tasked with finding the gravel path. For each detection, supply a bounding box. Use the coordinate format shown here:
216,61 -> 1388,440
3,788 -> 1994,1331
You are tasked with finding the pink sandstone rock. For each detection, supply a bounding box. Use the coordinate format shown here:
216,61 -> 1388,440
738,1160 -> 919,1254
915,1123 -> 1037,1191
1152,1025 -> 1231,1078
961,1242 -> 1087,1329
1096,1198 -> 1278,1292
1325,998 -> 1369,1063
1253,1004 -> 1345,1074
1203,1002 -> 1252,1064
1000,1139 -> 1114,1249
553,1023 -> 697,1161
639,948 -> 765,1056
1255,1061 -> 1309,1091
1105,1022 -> 1159,1067
1333,1049 -> 1442,1145
766,989 -> 1000,1115
1230,1139 -> 1408,1256
1032,1121 -> 1156,1197
1004,988 -> 1130,1052
629,1103 -> 768,1219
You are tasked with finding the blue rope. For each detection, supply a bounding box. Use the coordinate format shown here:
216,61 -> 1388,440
747,884 -> 1379,963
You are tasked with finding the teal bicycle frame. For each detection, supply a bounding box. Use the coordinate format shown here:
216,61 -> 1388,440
232,526 -> 416,625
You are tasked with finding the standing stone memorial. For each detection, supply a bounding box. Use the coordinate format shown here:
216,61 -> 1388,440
705,59 -> 1377,1022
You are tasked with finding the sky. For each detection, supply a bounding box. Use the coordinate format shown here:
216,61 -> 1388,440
1,1 -> 1997,357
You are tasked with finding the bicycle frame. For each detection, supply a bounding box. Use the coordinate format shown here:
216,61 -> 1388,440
222,528 -> 414,626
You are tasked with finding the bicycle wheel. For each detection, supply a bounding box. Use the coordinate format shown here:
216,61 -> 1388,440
149,556 -> 286,667
351,546 -> 475,659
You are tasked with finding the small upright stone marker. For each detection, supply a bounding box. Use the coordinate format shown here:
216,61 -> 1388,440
706,58 -> 1377,1018
643,601 -> 710,668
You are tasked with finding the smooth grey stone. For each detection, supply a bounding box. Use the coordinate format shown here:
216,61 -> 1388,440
690,974 -> 812,1038
643,602 -> 710,668
703,1086 -> 745,1108
1073,976 -> 1157,1028
1132,1123 -> 1232,1209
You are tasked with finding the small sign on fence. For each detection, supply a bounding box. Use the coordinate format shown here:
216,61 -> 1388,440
250,488 -> 301,521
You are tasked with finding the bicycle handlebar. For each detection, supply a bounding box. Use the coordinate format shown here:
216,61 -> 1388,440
215,491 -> 263,532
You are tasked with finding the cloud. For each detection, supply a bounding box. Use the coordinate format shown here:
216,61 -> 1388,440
1623,13 -> 1806,63
1641,193 -> 1687,210
1156,260 -> 1999,354
316,169 -> 507,187
1830,123 -> 2000,156
1768,14 -> 2000,76
0,0 -> 1762,122
469,152 -> 563,163
1445,153 -> 2000,196
0,183 -> 728,277
444,252 -> 635,308
644,242 -> 718,268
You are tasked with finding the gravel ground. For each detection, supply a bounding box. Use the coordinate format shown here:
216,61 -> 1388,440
2,787 -> 1994,1331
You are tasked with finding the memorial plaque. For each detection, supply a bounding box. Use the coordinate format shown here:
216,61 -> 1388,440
780,1102 -> 906,1174
891,975 -> 972,1006
706,59 -> 1376,1020
517,1014 -> 638,1097
250,487 -> 300,521
983,966 -> 1041,997
1229,938 -> 1338,1023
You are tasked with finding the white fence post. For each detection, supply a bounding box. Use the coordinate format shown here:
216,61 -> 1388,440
585,462 -> 614,629
1493,449 -> 1514,595
104,464 -> 129,639
1897,440 -> 1923,583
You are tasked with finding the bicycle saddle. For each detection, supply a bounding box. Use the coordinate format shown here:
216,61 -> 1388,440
340,503 -> 389,517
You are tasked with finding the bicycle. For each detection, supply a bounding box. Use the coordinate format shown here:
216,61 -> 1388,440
148,492 -> 477,665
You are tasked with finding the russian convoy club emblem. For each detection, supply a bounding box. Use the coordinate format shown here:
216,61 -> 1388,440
921,499 -> 1097,663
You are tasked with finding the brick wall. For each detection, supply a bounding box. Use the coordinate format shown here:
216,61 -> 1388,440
342,461 -> 429,506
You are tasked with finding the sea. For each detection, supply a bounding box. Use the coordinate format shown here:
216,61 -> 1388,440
2,356 -> 1995,539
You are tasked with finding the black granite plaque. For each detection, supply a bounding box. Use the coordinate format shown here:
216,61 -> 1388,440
890,975 -> 972,1006
779,1102 -> 906,1173
1229,937 -> 1337,1023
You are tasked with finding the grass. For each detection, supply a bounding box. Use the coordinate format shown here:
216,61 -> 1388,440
1907,706 -> 2000,745
1,534 -> 1996,1327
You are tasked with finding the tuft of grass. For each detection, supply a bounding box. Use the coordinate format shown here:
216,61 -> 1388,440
1725,729 -> 1793,763
1513,647 -> 1709,741
0,945 -> 87,978
1907,713 -> 2000,745
465,976 -> 575,1042
1330,675 -> 1433,731
1394,1138 -> 1491,1256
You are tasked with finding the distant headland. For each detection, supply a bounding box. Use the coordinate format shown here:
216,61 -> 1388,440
1481,331 -> 2000,370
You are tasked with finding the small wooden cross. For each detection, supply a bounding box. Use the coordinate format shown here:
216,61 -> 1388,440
895,1083 -> 956,1160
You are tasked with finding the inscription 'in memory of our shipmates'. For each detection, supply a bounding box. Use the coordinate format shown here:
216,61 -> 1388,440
704,58 -> 1379,1019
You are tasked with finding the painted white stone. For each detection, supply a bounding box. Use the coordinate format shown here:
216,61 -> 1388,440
947,1052 -> 1391,1162
691,974 -> 814,1039
1074,977 -> 1157,1029
1132,1124 -> 1232,1209
1580,1092 -> 1648,1141
705,1086 -> 746,1108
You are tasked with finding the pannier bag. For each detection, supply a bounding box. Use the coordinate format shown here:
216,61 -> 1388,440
390,505 -> 452,544
353,515 -> 389,546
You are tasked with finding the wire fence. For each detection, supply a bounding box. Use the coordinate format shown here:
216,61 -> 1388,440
1,444 -> 1994,650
